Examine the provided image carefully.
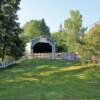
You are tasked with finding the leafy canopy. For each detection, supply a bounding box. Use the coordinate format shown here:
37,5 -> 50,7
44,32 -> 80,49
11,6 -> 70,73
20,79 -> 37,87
22,19 -> 51,42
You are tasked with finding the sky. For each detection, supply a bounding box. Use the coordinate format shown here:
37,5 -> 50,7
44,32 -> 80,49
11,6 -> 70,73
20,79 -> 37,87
18,0 -> 100,32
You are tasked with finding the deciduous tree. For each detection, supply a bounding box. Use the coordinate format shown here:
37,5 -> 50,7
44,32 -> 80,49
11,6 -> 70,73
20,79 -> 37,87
64,10 -> 85,52
22,19 -> 51,42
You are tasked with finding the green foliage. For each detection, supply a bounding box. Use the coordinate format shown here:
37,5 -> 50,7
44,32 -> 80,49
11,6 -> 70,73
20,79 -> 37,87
40,19 -> 51,37
52,10 -> 86,53
85,24 -> 100,56
52,30 -> 67,52
0,0 -> 25,61
22,19 -> 51,42
64,10 -> 85,52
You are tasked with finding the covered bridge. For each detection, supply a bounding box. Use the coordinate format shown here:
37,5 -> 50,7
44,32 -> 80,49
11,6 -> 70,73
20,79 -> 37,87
26,36 -> 56,59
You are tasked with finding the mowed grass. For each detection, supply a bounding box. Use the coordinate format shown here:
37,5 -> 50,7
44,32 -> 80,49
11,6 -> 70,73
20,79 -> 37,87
0,59 -> 100,100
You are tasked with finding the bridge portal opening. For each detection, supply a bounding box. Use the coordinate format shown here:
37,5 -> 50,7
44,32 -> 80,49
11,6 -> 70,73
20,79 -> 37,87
33,42 -> 52,53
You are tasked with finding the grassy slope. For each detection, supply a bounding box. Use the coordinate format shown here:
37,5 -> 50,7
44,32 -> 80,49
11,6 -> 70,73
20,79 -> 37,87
0,59 -> 100,100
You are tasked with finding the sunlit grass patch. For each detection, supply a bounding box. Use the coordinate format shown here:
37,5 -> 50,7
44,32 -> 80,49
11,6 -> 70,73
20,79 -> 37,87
18,77 -> 39,82
0,59 -> 100,100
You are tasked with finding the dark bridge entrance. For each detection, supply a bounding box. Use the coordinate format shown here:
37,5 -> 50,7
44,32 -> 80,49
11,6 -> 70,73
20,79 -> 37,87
33,42 -> 52,53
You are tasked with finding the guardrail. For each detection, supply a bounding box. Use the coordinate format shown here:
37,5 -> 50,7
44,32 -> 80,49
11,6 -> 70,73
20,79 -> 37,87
0,61 -> 16,68
26,53 -> 79,60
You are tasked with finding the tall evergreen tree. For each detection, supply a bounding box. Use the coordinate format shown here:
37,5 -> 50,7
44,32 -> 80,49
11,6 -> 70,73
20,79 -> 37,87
40,19 -> 50,37
0,0 -> 25,61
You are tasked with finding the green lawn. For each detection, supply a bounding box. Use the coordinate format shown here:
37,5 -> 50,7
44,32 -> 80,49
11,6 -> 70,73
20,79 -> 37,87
0,59 -> 100,100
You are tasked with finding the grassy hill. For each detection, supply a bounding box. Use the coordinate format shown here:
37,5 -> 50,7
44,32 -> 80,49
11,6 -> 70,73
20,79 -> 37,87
0,59 -> 100,100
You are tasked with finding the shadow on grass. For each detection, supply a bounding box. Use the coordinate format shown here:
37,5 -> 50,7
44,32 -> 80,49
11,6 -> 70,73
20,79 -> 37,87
0,59 -> 100,100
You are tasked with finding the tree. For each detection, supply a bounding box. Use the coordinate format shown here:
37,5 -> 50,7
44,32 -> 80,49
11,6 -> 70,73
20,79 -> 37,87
40,19 -> 51,37
0,0 -> 25,61
22,20 -> 40,41
85,24 -> 100,56
22,19 -> 51,42
52,25 -> 67,52
64,10 -> 85,52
